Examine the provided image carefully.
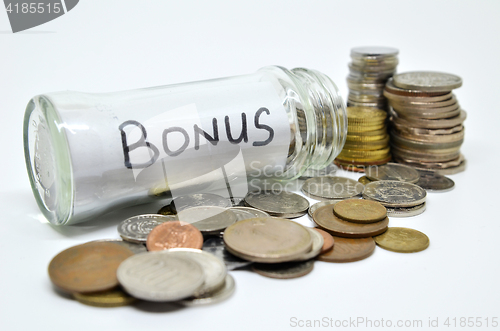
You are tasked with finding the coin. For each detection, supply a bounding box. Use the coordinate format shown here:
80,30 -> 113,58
317,237 -> 375,263
350,46 -> 399,58
308,200 -> 341,219
180,274 -> 235,306
313,204 -> 389,238
386,203 -> 426,218
146,220 -> 203,251
358,176 -> 373,185
415,169 -> 455,192
202,237 -> 253,270
48,242 -> 134,293
252,260 -> 314,279
365,162 -> 420,183
91,239 -> 147,255
157,204 -> 176,216
390,108 -> 467,129
177,206 -> 237,233
171,193 -> 232,212
244,190 -> 309,218
228,207 -> 270,221
347,107 -> 387,123
338,146 -> 390,159
73,289 -> 136,307
118,214 -> 176,244
163,248 -> 227,297
302,176 -> 364,200
393,71 -> 462,92
362,180 -> 427,207
223,217 -> 313,263
373,227 -> 429,253
295,227 -> 324,261
117,252 -> 205,302
313,228 -> 335,254
333,199 -> 387,223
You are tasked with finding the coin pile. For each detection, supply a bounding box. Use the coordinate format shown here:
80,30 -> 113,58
335,107 -> 391,170
386,71 -> 466,174
347,46 -> 399,111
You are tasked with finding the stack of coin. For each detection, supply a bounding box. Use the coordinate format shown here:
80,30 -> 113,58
386,71 -> 466,174
347,46 -> 399,111
335,107 -> 391,170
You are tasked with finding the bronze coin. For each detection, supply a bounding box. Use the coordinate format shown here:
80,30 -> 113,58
251,260 -> 314,279
146,221 -> 203,251
313,205 -> 389,238
48,242 -> 134,293
333,199 -> 387,224
313,228 -> 335,253
358,176 -> 373,185
317,236 -> 376,263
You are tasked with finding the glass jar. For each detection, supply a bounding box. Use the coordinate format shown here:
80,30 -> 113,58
23,66 -> 347,225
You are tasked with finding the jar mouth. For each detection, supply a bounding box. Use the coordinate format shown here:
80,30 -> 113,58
23,96 -> 74,225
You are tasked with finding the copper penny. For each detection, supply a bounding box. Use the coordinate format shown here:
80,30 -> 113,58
48,242 -> 134,293
317,236 -> 376,263
333,199 -> 387,224
313,204 -> 389,238
146,221 -> 203,251
313,228 -> 335,253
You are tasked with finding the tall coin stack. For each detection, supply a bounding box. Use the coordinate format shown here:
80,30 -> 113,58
335,107 -> 391,171
347,46 -> 399,111
385,71 -> 466,174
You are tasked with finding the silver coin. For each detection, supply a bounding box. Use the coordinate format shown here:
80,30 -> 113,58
393,71 -> 462,92
229,207 -> 270,221
177,206 -> 236,233
91,239 -> 147,254
363,180 -> 427,208
118,214 -> 177,243
416,169 -> 455,192
295,228 -> 324,261
202,237 -> 253,270
308,200 -> 341,219
117,252 -> 205,302
251,260 -> 315,279
171,193 -> 232,212
164,248 -> 227,297
386,203 -> 426,217
365,163 -> 420,183
180,274 -> 235,306
244,191 -> 309,218
351,46 -> 399,58
302,176 -> 364,200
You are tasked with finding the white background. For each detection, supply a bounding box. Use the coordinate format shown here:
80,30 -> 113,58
1,1 -> 500,330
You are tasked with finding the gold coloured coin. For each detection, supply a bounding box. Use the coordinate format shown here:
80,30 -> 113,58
347,107 -> 387,123
333,199 -> 387,224
339,146 -> 390,159
373,227 -> 429,253
344,135 -> 389,151
73,289 -> 136,307
348,123 -> 386,132
358,176 -> 373,185
346,133 -> 388,143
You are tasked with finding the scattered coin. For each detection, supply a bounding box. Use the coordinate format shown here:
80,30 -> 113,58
228,207 -> 270,221
362,180 -> 427,207
163,248 -> 227,297
73,288 -> 137,307
202,237 -> 253,270
365,162 -> 420,183
358,176 -> 373,185
91,239 -> 147,255
302,176 -> 364,200
295,228 -> 324,261
313,204 -> 389,238
415,169 -> 455,192
317,237 -> 375,263
177,206 -> 237,234
180,274 -> 236,306
333,199 -> 387,223
118,214 -> 176,244
244,191 -> 309,218
223,217 -> 313,263
313,228 -> 335,254
117,252 -> 205,302
308,200 -> 341,220
386,203 -> 426,218
48,242 -> 134,293
171,193 -> 232,213
146,220 -> 203,251
373,227 -> 429,253
252,260 -> 315,279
